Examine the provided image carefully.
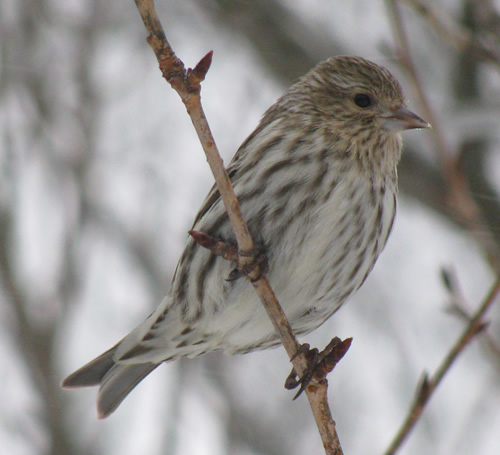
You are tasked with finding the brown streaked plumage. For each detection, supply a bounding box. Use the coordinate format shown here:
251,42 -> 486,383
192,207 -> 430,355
62,56 -> 430,418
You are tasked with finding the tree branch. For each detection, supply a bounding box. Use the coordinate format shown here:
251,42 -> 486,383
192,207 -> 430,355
384,277 -> 500,454
133,0 -> 344,453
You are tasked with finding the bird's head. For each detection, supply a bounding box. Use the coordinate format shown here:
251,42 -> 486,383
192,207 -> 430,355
304,56 -> 430,135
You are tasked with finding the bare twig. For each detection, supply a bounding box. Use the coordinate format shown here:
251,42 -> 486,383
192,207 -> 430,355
133,0 -> 344,453
442,268 -> 500,361
385,277 -> 500,454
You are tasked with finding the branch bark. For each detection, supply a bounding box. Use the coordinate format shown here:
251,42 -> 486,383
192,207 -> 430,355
133,0 -> 344,453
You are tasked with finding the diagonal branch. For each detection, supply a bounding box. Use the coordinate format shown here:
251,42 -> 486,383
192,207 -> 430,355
133,0 -> 344,453
384,277 -> 500,454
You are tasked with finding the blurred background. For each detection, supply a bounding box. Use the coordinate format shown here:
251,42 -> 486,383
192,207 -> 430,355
1,0 -> 500,454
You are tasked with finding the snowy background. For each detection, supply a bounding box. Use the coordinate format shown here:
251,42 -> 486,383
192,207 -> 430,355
1,0 -> 499,454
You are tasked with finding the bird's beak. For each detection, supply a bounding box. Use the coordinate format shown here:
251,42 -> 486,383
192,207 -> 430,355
382,106 -> 431,132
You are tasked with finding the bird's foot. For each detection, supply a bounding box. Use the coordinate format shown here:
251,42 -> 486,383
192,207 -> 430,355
285,337 -> 352,399
189,230 -> 268,282
226,246 -> 268,282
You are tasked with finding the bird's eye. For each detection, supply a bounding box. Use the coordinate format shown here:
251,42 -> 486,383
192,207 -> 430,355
354,93 -> 372,108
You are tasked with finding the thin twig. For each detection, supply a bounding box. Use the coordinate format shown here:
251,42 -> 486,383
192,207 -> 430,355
384,277 -> 500,454
442,267 -> 500,361
133,0 -> 344,453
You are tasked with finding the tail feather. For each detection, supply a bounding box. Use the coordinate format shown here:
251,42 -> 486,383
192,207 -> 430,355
97,362 -> 159,418
61,345 -> 160,418
62,346 -> 117,388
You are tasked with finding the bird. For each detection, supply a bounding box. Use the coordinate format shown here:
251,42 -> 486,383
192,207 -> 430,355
62,56 -> 430,418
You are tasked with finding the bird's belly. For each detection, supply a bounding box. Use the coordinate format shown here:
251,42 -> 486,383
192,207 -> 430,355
280,181 -> 396,323
218,179 -> 397,354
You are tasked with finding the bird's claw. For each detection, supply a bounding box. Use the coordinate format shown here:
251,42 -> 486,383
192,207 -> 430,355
189,231 -> 268,282
227,246 -> 269,282
285,337 -> 352,399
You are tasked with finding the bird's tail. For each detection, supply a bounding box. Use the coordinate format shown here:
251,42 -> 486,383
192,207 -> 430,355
61,345 -> 160,419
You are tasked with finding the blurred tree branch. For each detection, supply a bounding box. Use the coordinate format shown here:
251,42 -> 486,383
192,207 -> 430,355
453,0 -> 500,260
0,1 -> 101,453
386,0 -> 500,271
201,0 -> 345,83
0,1 -> 160,454
443,267 -> 500,363
402,0 -> 500,65
0,213 -> 81,455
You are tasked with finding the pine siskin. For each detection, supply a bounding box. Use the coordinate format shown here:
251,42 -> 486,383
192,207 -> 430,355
62,56 -> 430,418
